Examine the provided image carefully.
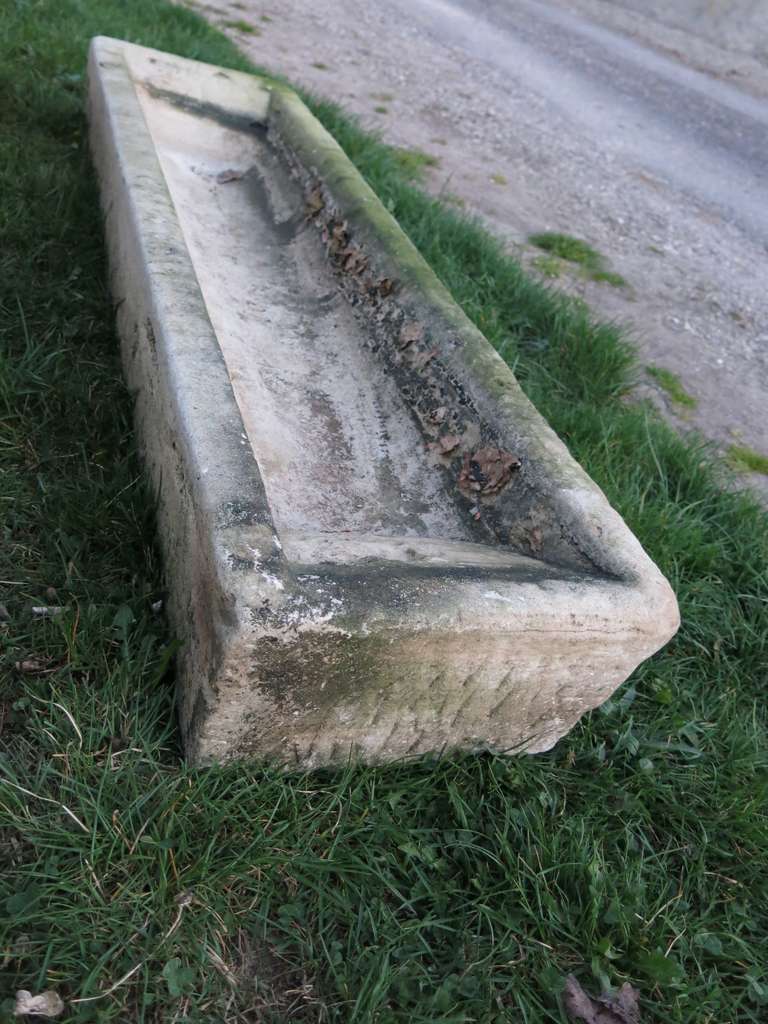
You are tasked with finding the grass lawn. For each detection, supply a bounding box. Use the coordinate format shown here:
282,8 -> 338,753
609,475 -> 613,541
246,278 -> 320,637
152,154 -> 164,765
1,1 -> 767,1021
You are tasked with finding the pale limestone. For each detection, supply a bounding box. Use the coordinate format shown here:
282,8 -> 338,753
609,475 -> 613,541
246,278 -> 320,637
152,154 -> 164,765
87,37 -> 679,767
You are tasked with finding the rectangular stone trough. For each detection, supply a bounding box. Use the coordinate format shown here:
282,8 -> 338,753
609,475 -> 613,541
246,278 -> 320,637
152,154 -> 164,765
87,37 -> 679,767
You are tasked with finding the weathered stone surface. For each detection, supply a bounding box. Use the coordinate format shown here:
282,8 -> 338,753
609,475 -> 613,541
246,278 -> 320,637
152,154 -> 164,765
87,36 -> 679,767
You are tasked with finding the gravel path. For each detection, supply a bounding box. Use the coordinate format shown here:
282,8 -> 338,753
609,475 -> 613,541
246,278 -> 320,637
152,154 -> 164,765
192,0 -> 768,496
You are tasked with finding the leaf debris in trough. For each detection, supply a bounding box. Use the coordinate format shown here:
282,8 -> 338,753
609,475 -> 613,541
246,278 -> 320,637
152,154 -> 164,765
305,185 -> 325,217
342,249 -> 368,276
458,446 -> 521,497
429,433 -> 462,456
398,320 -> 424,348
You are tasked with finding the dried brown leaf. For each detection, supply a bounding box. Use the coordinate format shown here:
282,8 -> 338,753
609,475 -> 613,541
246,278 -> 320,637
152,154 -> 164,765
458,447 -> 521,498
529,526 -> 544,552
305,186 -> 325,217
563,975 -> 641,1024
342,248 -> 368,275
431,434 -> 461,456
412,346 -> 438,370
327,222 -> 349,256
377,277 -> 395,297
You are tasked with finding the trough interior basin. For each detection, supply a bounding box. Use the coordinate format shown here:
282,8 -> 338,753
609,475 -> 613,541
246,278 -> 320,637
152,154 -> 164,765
138,80 -> 554,575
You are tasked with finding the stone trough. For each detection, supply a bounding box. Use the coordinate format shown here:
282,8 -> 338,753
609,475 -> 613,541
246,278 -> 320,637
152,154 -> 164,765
87,37 -> 679,767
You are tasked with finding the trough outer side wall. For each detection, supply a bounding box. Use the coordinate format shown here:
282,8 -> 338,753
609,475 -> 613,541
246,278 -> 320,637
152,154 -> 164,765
190,564 -> 679,767
87,38 -> 285,747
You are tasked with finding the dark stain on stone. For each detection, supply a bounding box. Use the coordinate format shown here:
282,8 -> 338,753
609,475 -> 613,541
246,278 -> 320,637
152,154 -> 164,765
144,83 -> 267,137
226,553 -> 256,571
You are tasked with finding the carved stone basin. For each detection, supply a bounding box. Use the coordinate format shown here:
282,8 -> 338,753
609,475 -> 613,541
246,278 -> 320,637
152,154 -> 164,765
88,36 -> 679,767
